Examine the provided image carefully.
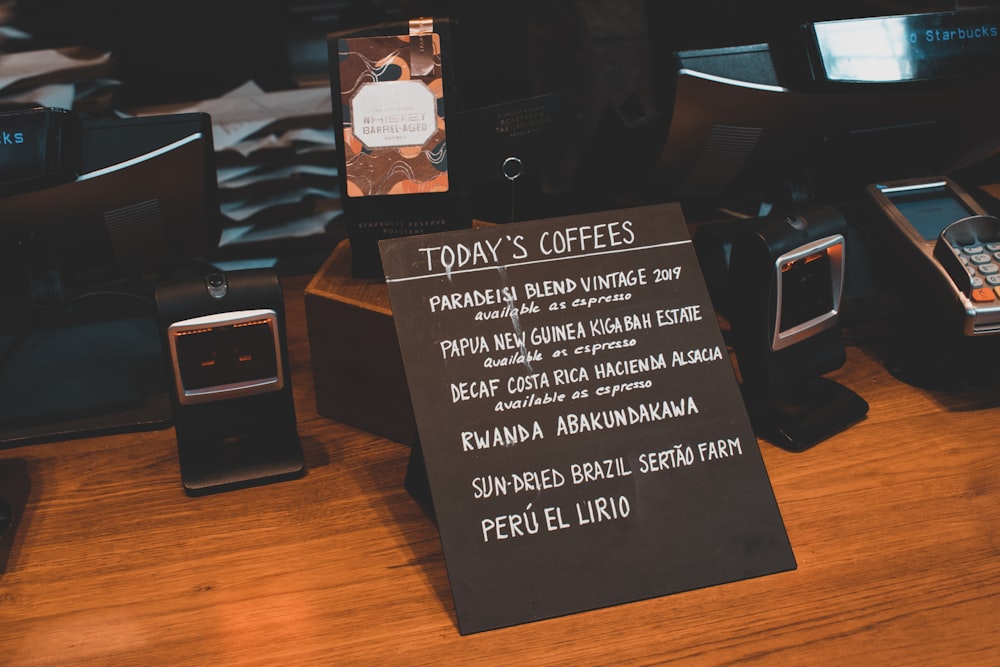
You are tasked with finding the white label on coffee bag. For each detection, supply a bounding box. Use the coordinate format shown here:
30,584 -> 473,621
351,80 -> 436,149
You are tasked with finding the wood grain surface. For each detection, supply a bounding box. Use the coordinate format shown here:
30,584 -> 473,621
1,271 -> 997,666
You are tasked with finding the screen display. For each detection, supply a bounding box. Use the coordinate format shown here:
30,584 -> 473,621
173,317 -> 278,391
0,109 -> 48,184
779,250 -> 834,332
810,10 -> 1000,82
0,107 -> 76,194
886,185 -> 974,241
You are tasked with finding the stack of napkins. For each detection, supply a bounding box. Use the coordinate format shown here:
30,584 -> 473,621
131,80 -> 342,251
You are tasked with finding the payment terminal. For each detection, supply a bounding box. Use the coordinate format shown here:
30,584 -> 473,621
867,176 -> 1000,337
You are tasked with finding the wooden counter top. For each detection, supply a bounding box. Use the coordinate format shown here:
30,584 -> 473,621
1,272 -> 998,666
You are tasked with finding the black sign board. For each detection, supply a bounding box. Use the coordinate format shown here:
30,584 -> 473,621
379,203 -> 796,635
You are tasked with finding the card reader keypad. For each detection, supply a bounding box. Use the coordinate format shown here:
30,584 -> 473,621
956,243 -> 1000,302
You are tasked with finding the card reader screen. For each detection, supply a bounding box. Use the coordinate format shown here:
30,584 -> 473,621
779,251 -> 834,333
886,185 -> 974,241
173,317 -> 278,391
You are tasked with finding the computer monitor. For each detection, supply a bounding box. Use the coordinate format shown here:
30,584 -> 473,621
1,112 -> 219,293
651,7 -> 1000,210
0,111 -> 221,446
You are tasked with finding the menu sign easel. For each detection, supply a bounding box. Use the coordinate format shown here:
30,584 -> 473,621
379,203 -> 796,634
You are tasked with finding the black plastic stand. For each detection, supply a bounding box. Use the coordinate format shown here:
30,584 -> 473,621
0,458 -> 29,575
404,442 -> 436,524
0,497 -> 11,539
177,410 -> 305,496
743,376 -> 869,452
174,391 -> 305,496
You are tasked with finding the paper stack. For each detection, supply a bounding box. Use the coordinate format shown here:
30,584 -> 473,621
130,81 -> 343,253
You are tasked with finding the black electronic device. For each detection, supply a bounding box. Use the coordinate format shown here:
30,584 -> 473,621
651,7 -> 1000,208
1,111 -> 220,291
0,457 -> 28,575
155,268 -> 305,496
804,9 -> 1000,84
0,111 -> 222,448
728,205 -> 868,450
0,106 -> 80,197
867,176 -> 1000,337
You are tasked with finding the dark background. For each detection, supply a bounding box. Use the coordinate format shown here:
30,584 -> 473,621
8,1 -> 993,108
5,1 -> 1000,227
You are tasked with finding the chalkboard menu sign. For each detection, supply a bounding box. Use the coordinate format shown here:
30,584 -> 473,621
379,203 -> 796,634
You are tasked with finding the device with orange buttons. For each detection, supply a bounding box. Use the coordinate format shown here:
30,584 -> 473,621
156,268 -> 305,495
867,176 -> 1000,337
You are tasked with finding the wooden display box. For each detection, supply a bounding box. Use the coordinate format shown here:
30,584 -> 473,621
304,239 -> 417,446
